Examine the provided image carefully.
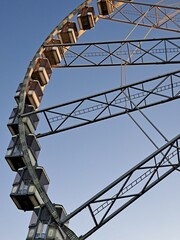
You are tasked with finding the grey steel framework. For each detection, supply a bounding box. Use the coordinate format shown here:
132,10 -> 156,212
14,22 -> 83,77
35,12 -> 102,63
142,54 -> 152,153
47,37 -> 180,68
6,0 -> 180,240
100,1 -> 180,32
22,69 -> 180,138
61,134 -> 180,239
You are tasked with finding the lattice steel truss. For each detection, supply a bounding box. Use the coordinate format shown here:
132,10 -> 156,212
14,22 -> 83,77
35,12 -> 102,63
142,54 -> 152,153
45,37 -> 180,68
101,1 -> 180,32
22,70 -> 180,138
60,133 -> 180,239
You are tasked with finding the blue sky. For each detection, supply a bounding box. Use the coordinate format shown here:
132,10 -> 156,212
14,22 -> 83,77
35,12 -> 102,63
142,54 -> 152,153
1,1 -> 180,240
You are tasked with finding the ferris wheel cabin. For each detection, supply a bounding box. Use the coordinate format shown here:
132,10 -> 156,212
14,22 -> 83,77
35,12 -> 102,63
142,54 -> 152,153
31,58 -> 52,86
27,204 -> 68,239
7,105 -> 39,136
97,0 -> 115,15
10,167 -> 49,211
77,6 -> 96,30
58,22 -> 78,44
43,39 -> 62,66
5,134 -> 40,171
15,81 -> 44,110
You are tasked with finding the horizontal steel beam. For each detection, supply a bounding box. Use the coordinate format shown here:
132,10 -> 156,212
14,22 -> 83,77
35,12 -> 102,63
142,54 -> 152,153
22,70 -> 180,138
43,37 -> 180,68
104,0 -> 180,33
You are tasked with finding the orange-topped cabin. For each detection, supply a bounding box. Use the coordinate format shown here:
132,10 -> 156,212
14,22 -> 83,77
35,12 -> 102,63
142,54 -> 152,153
31,58 -> 52,86
15,80 -> 44,110
77,6 -> 96,30
97,0 -> 115,15
43,39 -> 62,66
58,22 -> 78,44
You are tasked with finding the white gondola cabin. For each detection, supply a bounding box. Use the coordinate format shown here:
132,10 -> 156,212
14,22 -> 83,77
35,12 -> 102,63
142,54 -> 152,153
97,0 -> 115,15
77,6 -> 96,30
43,39 -> 62,66
7,105 -> 39,135
5,134 -> 40,171
31,58 -> 52,86
58,22 -> 78,44
27,204 -> 68,239
10,167 -> 49,211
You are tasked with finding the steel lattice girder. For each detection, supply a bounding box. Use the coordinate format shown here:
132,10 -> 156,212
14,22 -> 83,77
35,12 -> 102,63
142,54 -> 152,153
60,133 -> 180,239
22,70 -> 180,138
44,37 -> 180,68
102,1 -> 180,33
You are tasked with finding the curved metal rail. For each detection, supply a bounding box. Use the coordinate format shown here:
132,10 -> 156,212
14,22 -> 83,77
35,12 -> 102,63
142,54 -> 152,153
18,1 -> 94,238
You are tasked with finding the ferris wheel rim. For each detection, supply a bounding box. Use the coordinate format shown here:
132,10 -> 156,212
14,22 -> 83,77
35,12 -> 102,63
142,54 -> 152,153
17,0 -> 96,227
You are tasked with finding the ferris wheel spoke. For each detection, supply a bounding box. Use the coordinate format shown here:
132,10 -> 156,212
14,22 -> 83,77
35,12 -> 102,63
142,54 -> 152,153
50,37 -> 180,68
20,70 -> 180,138
103,1 -> 180,32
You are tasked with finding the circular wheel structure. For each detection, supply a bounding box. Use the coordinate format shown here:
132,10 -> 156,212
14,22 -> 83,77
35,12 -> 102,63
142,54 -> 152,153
6,0 -> 180,240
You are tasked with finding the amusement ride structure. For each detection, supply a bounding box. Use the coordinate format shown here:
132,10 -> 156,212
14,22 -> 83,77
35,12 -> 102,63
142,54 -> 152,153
5,0 -> 180,239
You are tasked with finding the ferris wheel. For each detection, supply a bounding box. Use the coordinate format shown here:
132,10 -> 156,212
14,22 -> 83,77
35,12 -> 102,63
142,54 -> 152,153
5,0 -> 180,239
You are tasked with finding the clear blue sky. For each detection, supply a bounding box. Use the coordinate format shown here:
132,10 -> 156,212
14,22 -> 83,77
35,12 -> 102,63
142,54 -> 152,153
1,1 -> 180,240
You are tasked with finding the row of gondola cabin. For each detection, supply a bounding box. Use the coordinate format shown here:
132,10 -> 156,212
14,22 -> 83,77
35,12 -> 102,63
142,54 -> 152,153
44,1 -> 121,49
10,167 -> 49,211
7,105 -> 39,136
43,39 -> 62,66
97,0 -> 115,15
27,204 -> 68,239
5,134 -> 40,171
58,22 -> 78,44
31,58 -> 52,86
77,6 -> 96,30
15,58 -> 51,109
